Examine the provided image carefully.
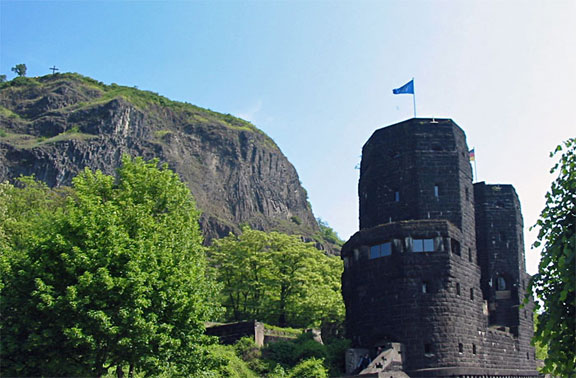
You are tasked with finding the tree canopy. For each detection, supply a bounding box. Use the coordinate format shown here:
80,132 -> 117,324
1,156 -> 220,377
11,63 -> 27,77
209,228 -> 344,329
528,138 -> 575,376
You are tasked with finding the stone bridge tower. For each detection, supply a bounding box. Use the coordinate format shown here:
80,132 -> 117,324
341,118 -> 538,376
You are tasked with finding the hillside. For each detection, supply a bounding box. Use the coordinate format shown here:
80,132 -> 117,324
0,73 -> 335,251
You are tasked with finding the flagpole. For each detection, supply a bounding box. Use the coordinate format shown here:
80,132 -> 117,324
412,77 -> 416,118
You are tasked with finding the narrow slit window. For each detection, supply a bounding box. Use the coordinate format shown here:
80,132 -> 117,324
456,282 -> 461,296
451,239 -> 461,255
472,344 -> 477,354
434,184 -> 440,198
470,288 -> 474,300
422,281 -> 429,294
458,343 -> 464,354
394,191 -> 400,202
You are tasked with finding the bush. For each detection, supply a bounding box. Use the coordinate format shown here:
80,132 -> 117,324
263,340 -> 299,368
235,337 -> 261,361
201,343 -> 258,378
294,333 -> 328,362
267,364 -> 288,378
234,337 -> 267,374
259,330 -> 350,376
288,358 -> 327,378
325,338 -> 351,376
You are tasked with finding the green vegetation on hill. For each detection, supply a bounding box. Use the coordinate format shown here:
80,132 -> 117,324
0,73 -> 265,134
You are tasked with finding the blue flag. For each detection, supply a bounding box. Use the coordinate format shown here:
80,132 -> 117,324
393,79 -> 414,95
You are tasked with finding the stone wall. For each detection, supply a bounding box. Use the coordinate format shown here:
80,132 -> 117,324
342,118 -> 537,376
474,183 -> 536,371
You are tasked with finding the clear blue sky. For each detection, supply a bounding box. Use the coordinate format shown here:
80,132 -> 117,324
1,0 -> 574,273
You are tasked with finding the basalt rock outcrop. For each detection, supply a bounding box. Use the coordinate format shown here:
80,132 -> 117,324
0,74 -> 329,249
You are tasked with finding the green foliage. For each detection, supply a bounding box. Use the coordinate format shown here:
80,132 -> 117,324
267,364 -> 289,378
0,74 -> 6,83
290,215 -> 302,225
233,336 -> 267,374
0,72 -> 279,152
1,156 -> 221,376
154,129 -> 172,139
209,227 -> 345,328
528,138 -> 575,376
11,63 -> 27,77
264,339 -> 300,367
263,323 -> 303,336
2,75 -> 40,88
261,331 -> 346,376
199,343 -> 259,378
316,217 -> 344,247
288,358 -> 328,378
532,314 -> 548,361
0,129 -> 6,137
324,337 -> 350,376
0,105 -> 21,119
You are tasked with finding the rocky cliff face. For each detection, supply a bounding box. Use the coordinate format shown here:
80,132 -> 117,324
0,74 -> 327,248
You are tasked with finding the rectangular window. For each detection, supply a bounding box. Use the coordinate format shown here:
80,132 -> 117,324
472,344 -> 477,354
369,242 -> 392,259
413,238 -> 435,252
434,184 -> 440,198
458,343 -> 464,354
394,191 -> 400,202
456,282 -> 461,296
370,245 -> 380,259
470,288 -> 474,300
424,343 -> 432,354
381,242 -> 392,256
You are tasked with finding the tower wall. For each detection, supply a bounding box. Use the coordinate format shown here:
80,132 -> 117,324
474,183 -> 536,369
342,118 -> 538,376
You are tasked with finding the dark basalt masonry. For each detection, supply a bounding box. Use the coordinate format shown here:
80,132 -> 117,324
341,119 -> 538,377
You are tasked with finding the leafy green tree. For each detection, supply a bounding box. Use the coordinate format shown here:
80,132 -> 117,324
11,63 -> 27,77
0,74 -> 6,83
209,228 -> 344,328
528,138 -> 575,376
1,157 -> 220,377
0,179 -> 69,292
